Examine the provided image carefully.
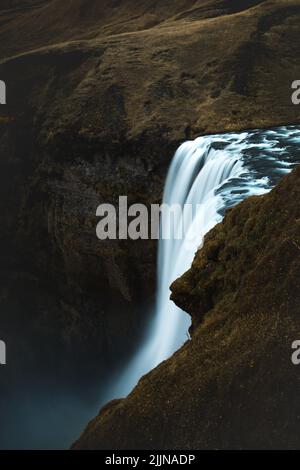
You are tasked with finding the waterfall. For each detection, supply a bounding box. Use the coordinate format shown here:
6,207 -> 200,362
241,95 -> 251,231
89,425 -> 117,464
104,126 -> 300,402
7,127 -> 299,450
4,127 -> 300,450
154,138 -> 243,362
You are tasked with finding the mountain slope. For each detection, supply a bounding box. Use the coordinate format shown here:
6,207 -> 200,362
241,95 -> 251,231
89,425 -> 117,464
0,1 -> 268,59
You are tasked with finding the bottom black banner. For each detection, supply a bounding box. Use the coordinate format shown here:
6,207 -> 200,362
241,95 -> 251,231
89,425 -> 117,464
0,450 -> 297,467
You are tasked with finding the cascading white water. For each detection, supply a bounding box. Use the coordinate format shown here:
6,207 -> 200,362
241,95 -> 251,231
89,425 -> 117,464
154,139 -> 244,362
104,126 -> 300,402
6,127 -> 300,450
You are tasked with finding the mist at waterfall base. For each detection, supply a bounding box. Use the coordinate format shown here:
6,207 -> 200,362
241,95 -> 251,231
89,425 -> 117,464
1,126 -> 300,450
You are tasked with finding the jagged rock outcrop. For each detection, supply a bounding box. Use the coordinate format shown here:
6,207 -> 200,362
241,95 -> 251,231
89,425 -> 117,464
74,165 -> 300,450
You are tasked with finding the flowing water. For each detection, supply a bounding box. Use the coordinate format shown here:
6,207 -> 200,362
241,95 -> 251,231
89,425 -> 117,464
105,125 -> 300,401
2,126 -> 300,449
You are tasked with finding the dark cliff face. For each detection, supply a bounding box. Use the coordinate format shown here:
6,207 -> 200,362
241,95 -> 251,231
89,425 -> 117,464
73,165 -> 300,450
0,0 -> 299,395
